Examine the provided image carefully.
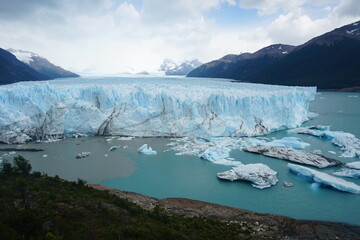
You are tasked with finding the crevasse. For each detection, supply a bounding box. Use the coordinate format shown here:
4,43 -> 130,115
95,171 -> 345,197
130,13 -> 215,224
0,77 -> 316,144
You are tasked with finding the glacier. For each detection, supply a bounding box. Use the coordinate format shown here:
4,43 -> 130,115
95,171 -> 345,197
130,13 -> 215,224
0,77 -> 316,144
288,163 -> 360,194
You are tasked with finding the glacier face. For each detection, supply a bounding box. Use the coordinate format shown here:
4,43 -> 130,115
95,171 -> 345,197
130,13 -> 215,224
0,76 -> 316,144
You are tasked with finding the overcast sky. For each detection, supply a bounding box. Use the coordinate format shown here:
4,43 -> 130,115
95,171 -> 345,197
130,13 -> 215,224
0,0 -> 359,74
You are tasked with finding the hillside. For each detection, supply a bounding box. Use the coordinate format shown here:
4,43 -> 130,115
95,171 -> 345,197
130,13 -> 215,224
8,49 -> 79,79
0,48 -> 49,84
0,48 -> 79,85
188,21 -> 360,90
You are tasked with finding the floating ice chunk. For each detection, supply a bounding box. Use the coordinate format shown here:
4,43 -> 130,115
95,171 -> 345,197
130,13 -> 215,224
293,126 -> 360,158
123,145 -> 128,149
333,168 -> 360,178
244,146 -> 341,168
137,144 -> 157,155
262,137 -> 310,149
42,154 -> 48,158
9,151 -> 16,155
217,163 -> 278,189
199,146 -> 228,161
328,151 -> 336,155
76,152 -> 91,159
104,154 -> 108,157
198,146 -> 241,166
345,161 -> 360,170
312,149 -> 322,154
283,181 -> 294,187
118,137 -> 133,141
109,146 -> 120,151
288,163 -> 360,194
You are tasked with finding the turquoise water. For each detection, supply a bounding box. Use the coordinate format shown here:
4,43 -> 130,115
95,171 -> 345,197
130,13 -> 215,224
4,92 -> 360,225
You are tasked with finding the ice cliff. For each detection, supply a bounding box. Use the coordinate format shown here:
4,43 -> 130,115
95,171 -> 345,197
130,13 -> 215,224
0,77 -> 316,144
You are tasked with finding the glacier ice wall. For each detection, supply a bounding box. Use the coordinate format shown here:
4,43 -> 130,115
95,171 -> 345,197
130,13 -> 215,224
0,77 -> 316,144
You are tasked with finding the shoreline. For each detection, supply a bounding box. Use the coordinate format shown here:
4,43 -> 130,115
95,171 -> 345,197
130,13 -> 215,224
89,184 -> 360,239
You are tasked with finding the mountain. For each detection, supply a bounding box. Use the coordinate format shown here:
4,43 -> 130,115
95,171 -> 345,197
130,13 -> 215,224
160,58 -> 202,75
0,48 -> 49,84
188,21 -> 360,90
188,44 -> 295,79
8,49 -> 79,79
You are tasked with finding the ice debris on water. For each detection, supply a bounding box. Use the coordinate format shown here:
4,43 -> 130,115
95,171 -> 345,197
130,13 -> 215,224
292,126 -> 360,158
137,144 -> 157,155
217,163 -> 278,189
288,163 -> 360,194
168,136 -> 313,166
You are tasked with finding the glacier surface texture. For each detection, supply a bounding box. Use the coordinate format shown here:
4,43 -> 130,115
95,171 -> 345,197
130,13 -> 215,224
0,77 -> 316,144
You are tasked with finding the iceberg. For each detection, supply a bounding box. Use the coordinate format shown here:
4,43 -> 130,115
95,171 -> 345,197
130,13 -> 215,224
137,144 -> 157,155
244,146 -> 341,168
217,163 -> 278,189
345,161 -> 360,170
0,77 -> 316,144
288,163 -> 360,194
198,146 -> 240,166
333,168 -> 360,178
293,126 -> 360,158
262,137 -> 309,149
109,146 -> 120,151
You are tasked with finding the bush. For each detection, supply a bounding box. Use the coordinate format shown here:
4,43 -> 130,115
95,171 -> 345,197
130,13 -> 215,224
77,178 -> 87,185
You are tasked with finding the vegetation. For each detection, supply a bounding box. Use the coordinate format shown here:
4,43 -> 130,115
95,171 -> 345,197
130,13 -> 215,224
0,156 -> 249,240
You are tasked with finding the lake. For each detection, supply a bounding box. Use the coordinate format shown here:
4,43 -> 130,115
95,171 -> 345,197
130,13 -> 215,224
2,91 -> 360,225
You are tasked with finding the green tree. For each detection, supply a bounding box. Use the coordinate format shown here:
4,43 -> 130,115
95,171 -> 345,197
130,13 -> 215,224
0,160 -> 14,175
13,155 -> 32,176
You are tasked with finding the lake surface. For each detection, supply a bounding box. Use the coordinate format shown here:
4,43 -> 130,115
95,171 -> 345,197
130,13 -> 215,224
2,91 -> 360,225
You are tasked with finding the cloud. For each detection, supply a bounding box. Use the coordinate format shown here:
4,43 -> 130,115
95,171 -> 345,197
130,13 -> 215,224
0,0 -> 359,74
332,0 -> 360,18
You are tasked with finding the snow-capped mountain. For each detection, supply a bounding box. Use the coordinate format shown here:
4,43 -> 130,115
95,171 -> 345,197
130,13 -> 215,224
160,58 -> 202,75
7,48 -> 79,79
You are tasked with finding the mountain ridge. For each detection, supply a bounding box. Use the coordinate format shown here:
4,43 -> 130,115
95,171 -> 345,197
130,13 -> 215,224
0,48 -> 79,85
188,21 -> 360,90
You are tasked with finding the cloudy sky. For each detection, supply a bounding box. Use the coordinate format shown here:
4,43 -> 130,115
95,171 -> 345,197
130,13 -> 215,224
0,0 -> 359,74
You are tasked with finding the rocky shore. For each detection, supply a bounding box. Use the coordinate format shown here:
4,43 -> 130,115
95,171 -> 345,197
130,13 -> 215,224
90,184 -> 360,240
